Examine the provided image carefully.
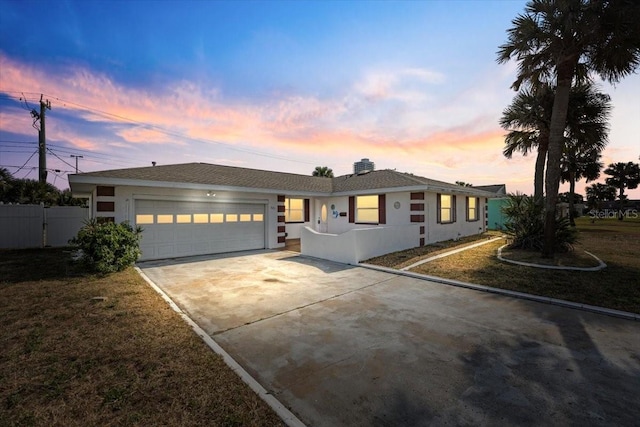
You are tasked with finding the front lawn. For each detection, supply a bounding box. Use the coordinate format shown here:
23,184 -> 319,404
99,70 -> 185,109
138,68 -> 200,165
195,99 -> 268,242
365,217 -> 640,314
0,248 -> 283,426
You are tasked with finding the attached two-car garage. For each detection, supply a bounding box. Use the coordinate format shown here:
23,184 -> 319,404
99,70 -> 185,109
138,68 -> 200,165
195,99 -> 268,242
135,200 -> 266,261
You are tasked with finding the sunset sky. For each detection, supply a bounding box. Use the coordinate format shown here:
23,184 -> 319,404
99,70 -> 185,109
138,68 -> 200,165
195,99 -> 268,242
1,0 -> 638,197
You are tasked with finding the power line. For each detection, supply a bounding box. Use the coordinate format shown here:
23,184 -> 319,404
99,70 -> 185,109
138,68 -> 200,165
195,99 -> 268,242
0,150 -> 38,154
13,150 -> 38,174
47,147 -> 82,173
43,93 -> 318,165
3,90 -> 318,166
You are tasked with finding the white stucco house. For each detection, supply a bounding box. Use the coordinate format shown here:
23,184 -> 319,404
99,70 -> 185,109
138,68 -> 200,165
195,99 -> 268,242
69,163 -> 497,264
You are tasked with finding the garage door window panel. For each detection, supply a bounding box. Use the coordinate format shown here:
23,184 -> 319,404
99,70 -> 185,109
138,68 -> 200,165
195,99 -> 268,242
177,214 -> 192,223
210,213 -> 224,223
136,214 -> 154,224
157,214 -> 174,224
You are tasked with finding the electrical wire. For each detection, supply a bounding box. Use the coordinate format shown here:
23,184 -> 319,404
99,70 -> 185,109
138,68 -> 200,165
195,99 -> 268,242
13,150 -> 38,174
46,148 -> 82,172
2,90 -> 318,166
44,93 -> 318,165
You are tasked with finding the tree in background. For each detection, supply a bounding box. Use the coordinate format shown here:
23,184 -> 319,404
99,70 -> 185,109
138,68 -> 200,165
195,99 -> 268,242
559,83 -> 610,225
0,168 -> 83,206
604,161 -> 640,220
455,181 -> 473,187
558,192 -> 584,204
312,166 -> 334,177
585,183 -> 616,218
497,0 -> 640,257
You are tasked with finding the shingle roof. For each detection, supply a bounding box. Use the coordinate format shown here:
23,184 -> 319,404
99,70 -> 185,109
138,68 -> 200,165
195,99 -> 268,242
73,162 -> 496,196
76,163 -> 333,193
474,184 -> 507,195
331,170 -> 474,193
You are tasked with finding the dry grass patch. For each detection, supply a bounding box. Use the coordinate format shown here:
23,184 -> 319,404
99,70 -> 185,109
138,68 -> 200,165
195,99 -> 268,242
0,248 -> 284,427
365,231 -> 502,269
366,218 -> 640,314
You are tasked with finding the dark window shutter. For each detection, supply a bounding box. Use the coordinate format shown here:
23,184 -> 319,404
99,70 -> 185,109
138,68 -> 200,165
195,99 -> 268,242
349,196 -> 355,223
436,194 -> 441,224
378,194 -> 386,224
304,199 -> 310,222
453,195 -> 457,222
466,197 -> 470,221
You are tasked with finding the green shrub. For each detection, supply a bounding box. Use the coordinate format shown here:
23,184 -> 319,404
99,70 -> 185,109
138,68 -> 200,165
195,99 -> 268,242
70,219 -> 142,273
502,193 -> 577,252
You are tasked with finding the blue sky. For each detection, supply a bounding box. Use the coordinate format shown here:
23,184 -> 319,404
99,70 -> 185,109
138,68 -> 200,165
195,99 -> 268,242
1,0 -> 638,197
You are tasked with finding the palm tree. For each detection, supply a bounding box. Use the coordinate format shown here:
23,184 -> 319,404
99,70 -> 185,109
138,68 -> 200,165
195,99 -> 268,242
498,0 -> 640,257
561,147 -> 603,225
312,166 -> 334,178
501,84 -> 555,203
501,82 -> 610,208
560,84 -> 611,225
585,182 -> 616,217
604,162 -> 640,220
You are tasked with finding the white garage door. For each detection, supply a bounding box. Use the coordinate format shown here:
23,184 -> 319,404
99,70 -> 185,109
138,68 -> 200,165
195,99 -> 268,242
135,200 -> 265,261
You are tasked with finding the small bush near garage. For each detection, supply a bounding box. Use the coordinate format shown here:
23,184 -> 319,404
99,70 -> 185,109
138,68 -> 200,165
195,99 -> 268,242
71,219 -> 142,273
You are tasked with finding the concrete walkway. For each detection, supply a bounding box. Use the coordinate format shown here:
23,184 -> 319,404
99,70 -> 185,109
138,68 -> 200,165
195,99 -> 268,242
139,250 -> 640,427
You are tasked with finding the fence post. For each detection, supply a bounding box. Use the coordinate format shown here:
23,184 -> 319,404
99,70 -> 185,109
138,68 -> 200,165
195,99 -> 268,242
42,203 -> 47,248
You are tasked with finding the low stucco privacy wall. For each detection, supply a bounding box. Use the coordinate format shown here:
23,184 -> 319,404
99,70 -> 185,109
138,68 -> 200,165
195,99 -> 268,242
301,225 -> 420,265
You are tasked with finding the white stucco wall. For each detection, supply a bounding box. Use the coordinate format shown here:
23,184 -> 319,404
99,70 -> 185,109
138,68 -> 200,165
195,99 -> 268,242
96,185 -> 281,249
424,193 -> 486,244
301,225 -> 420,265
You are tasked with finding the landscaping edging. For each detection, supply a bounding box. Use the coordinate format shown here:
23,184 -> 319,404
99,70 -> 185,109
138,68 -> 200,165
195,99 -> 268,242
497,244 -> 607,271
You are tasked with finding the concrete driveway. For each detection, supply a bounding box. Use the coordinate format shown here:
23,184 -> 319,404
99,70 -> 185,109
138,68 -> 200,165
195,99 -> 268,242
139,250 -> 640,426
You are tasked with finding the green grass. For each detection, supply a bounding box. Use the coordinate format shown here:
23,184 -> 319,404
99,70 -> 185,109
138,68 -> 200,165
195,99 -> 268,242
366,217 -> 640,314
0,248 -> 284,427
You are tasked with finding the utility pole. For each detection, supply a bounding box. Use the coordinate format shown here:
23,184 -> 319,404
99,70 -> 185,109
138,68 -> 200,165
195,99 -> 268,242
34,95 -> 51,183
70,155 -> 83,173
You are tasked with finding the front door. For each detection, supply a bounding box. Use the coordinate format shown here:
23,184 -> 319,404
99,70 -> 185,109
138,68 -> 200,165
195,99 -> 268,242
319,204 -> 328,233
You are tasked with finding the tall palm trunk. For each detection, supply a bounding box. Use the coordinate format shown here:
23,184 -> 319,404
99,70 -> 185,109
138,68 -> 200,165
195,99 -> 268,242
543,59 -> 576,258
568,170 -> 576,226
534,130 -> 549,205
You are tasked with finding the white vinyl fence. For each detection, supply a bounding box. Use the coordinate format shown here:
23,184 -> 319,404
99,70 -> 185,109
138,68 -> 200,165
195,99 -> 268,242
0,204 -> 90,249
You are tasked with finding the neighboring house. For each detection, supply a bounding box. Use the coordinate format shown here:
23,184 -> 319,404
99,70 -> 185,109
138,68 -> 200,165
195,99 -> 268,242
69,163 -> 497,263
475,184 -> 508,231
